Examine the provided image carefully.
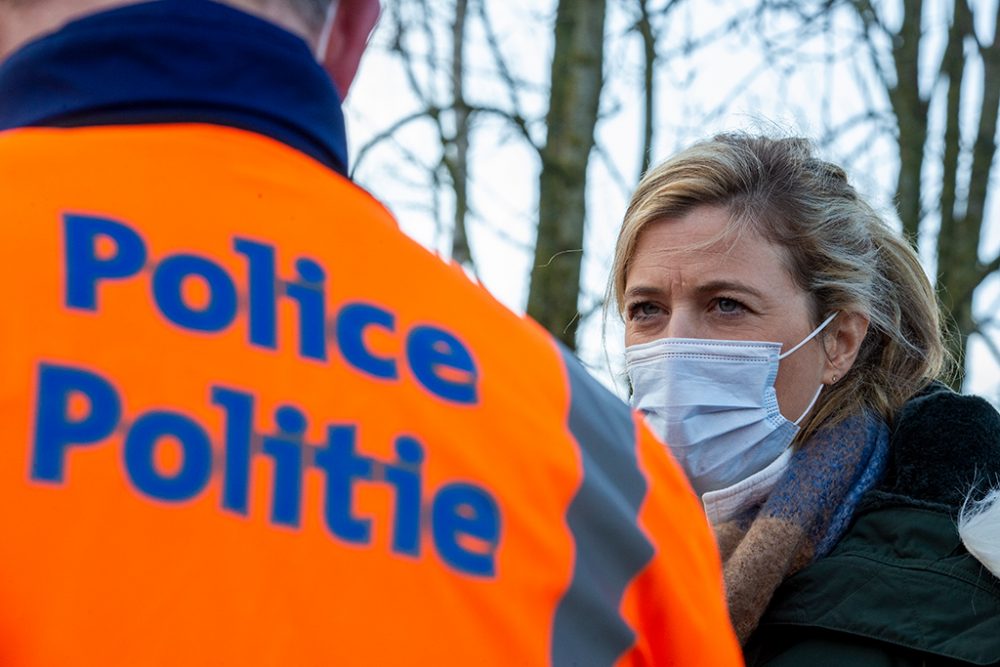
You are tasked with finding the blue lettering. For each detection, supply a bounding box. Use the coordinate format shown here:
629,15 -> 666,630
64,214 -> 146,310
29,363 -> 501,578
407,326 -> 478,405
124,411 -> 213,503
336,303 -> 398,379
213,387 -> 254,516
314,425 -> 373,544
64,219 -> 481,404
32,364 -> 121,483
233,238 -> 277,349
385,436 -> 424,556
262,406 -> 307,527
285,259 -> 328,361
153,254 -> 237,332
432,483 -> 500,578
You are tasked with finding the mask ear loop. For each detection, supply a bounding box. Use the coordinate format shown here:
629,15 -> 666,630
778,312 -> 838,360
793,384 -> 824,425
780,312 -> 839,426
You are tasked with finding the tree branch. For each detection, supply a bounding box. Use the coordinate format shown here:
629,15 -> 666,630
467,105 -> 541,154
656,5 -> 760,60
972,320 -> 1000,366
476,0 -> 529,120
850,0 -> 895,101
592,140 -> 634,200
447,0 -> 475,272
351,109 -> 439,177
935,0 -> 970,266
635,0 -> 657,177
964,0 -> 1000,232
387,0 -> 432,106
976,252 -> 1000,286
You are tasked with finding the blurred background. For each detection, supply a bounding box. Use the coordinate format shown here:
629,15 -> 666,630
344,0 -> 1000,404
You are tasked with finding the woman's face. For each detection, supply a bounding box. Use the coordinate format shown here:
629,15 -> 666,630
623,204 -> 828,421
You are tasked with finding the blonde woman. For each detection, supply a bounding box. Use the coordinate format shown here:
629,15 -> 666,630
611,133 -> 1000,665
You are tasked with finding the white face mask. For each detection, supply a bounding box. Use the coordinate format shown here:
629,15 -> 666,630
625,313 -> 837,496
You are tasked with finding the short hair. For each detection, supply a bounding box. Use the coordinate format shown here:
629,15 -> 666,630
0,1 -> 334,28
235,0 -> 332,28
288,0 -> 331,26
609,133 -> 948,442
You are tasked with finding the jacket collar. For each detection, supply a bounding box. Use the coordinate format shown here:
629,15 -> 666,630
701,447 -> 793,524
0,0 -> 349,175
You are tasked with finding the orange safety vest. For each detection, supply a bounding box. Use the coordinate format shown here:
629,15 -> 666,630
0,123 -> 742,666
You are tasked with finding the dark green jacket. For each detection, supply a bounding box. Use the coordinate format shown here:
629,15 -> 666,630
745,385 -> 1000,666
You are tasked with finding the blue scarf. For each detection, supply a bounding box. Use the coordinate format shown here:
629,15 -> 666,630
714,411 -> 890,642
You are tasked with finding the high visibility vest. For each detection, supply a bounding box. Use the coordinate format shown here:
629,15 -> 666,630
0,123 -> 742,666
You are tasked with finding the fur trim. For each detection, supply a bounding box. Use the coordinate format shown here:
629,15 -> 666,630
959,488 -> 1000,580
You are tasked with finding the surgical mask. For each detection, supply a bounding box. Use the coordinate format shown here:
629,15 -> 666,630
625,313 -> 837,496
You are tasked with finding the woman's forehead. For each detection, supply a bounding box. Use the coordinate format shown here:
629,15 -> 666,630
627,207 -> 796,295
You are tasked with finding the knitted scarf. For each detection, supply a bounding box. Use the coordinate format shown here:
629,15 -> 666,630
713,411 -> 890,643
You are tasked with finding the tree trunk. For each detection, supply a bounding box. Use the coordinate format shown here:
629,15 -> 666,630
447,0 -> 474,269
526,0 -> 607,349
935,0 -> 1000,387
637,0 -> 656,179
934,0 -> 972,387
887,0 -> 927,246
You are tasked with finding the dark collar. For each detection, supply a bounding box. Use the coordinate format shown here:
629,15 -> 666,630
0,0 -> 349,175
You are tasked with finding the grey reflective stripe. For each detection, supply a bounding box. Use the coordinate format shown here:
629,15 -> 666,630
551,347 -> 655,667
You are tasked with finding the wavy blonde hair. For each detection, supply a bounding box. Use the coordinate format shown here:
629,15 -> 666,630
610,134 -> 948,442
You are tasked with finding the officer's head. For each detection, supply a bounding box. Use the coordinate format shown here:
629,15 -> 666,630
0,0 -> 380,95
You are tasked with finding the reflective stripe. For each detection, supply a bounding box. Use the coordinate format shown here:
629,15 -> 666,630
551,348 -> 655,666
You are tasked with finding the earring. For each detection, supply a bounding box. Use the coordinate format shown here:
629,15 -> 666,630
831,374 -> 839,384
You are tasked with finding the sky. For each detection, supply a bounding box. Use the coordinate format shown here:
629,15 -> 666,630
343,0 -> 1000,405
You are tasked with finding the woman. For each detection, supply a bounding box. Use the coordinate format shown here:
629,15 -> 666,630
611,133 -> 1000,665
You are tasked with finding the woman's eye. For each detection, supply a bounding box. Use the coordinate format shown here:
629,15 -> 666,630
629,301 -> 663,320
714,297 -> 747,315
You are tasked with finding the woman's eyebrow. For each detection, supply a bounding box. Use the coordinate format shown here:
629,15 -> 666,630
624,285 -> 666,300
694,280 -> 766,300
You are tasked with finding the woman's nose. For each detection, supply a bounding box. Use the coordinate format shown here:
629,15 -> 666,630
663,311 -> 698,339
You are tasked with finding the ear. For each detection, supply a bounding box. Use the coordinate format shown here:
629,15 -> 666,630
822,311 -> 869,384
320,0 -> 381,98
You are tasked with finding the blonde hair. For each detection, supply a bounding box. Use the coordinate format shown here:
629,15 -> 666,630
610,134 -> 948,442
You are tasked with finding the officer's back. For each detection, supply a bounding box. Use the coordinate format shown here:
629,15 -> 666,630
0,0 -> 742,664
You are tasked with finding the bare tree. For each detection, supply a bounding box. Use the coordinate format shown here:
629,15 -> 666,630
847,0 -> 1000,385
350,0 -> 999,397
352,0 -> 538,273
526,0 -> 608,350
735,0 -> 1000,390
447,0 -> 473,267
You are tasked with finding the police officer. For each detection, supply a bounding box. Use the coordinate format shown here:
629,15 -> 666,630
0,1 -> 742,664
